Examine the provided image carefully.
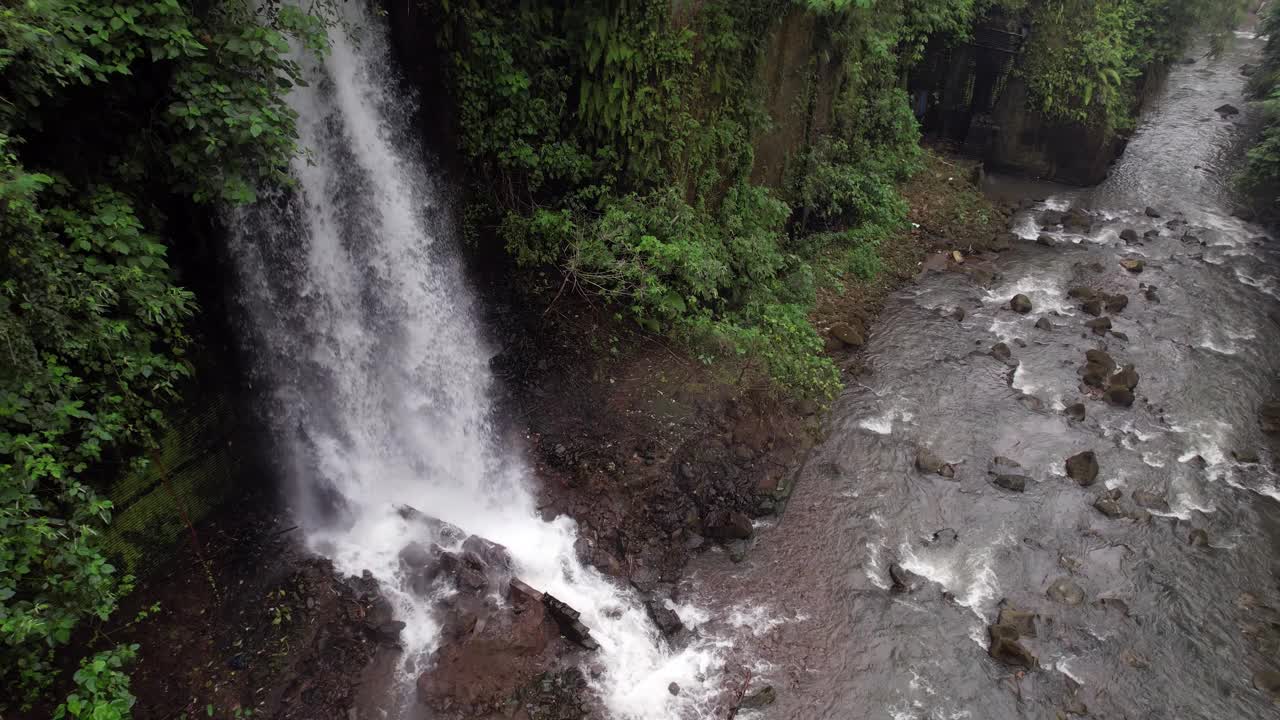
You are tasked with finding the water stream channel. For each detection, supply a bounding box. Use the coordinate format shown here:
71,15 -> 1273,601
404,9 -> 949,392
685,27 -> 1280,720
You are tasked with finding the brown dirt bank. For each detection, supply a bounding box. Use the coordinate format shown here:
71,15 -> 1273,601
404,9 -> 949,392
56,151 -> 1010,720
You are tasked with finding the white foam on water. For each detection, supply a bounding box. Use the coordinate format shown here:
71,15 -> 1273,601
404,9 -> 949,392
226,4 -> 723,718
897,542 -> 1000,618
1054,657 -> 1085,685
1011,214 -> 1041,240
668,600 -> 711,632
859,406 -> 915,435
1142,453 -> 1166,468
866,540 -> 892,590
983,275 -> 1077,318
725,604 -> 807,637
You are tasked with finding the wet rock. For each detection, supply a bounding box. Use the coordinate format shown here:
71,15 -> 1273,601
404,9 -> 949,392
1132,488 -> 1169,512
1066,451 -> 1100,486
1081,298 -> 1104,316
949,306 -> 966,322
668,682 -> 681,696
1104,386 -> 1135,407
727,540 -> 748,563
1019,395 -> 1044,411
371,620 -> 406,645
990,233 -> 1013,252
1120,259 -> 1145,273
1120,228 -> 1140,243
1068,286 -> 1096,300
1189,528 -> 1210,547
829,321 -> 865,348
889,563 -> 929,593
990,456 -> 1022,473
462,534 -> 514,573
1047,577 -> 1085,606
993,474 -> 1028,492
1261,400 -> 1280,435
1010,294 -> 1033,314
629,566 -> 660,593
1144,229 -> 1160,239
399,541 -> 434,568
1144,206 -> 1162,218
1215,103 -> 1240,117
1186,454 -> 1208,469
1105,294 -> 1129,313
1093,495 -> 1126,518
1084,317 -> 1112,335
543,592 -> 601,651
1064,207 -> 1092,232
1082,363 -> 1110,388
738,685 -> 777,710
997,607 -> 1038,638
1065,403 -> 1087,421
915,447 -> 951,476
1040,210 -> 1065,227
1111,331 -> 1129,341
1233,448 -> 1260,464
1252,670 -> 1280,700
1086,349 -> 1115,370
1144,287 -> 1160,302
990,342 -> 1017,367
1111,364 -> 1139,390
1037,234 -> 1055,246
988,623 -> 1037,668
704,510 -> 754,540
646,600 -> 684,637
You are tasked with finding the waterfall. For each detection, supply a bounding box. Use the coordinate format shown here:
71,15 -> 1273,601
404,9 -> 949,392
225,3 -> 720,717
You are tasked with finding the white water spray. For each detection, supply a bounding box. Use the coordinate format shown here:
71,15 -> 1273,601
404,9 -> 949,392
227,4 -> 720,717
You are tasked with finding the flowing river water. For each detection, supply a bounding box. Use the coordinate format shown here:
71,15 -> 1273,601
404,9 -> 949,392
686,27 -> 1280,720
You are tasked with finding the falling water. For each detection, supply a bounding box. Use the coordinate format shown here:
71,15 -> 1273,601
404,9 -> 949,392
226,3 -> 719,717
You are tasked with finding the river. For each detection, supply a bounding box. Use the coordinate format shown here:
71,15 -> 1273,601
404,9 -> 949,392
685,27 -> 1280,720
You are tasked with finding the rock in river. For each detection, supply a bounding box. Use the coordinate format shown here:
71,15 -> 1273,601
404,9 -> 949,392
1145,206 -> 1162,218
993,474 -> 1028,492
991,342 -> 1017,367
1105,386 -> 1135,407
1111,364 -> 1139,390
1066,451 -> 1100,486
1047,577 -> 1085,606
988,623 -> 1037,668
1189,528 -> 1210,547
1035,317 -> 1053,331
889,563 -> 930,593
915,447 -> 955,478
1010,294 -> 1033,314
704,509 -> 754,540
997,607 -> 1038,638
1094,494 -> 1126,518
1065,403 -> 1087,421
829,321 -> 864,348
1132,488 -> 1169,513
739,685 -> 777,709
1120,228 -> 1140,243
1121,258 -> 1145,273
1253,670 -> 1280,701
1085,317 -> 1112,335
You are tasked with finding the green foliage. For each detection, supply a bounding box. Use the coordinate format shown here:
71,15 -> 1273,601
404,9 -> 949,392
435,0 -> 975,399
53,645 -> 139,720
0,0 -> 332,714
1019,0 -> 1250,128
1240,1 -> 1280,215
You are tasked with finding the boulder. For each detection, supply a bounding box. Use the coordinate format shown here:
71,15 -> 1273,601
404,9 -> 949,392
1086,349 -> 1115,371
1120,259 -> 1145,273
1040,209 -> 1065,227
1111,364 -> 1139,390
1215,103 -> 1240,116
991,342 -> 1017,366
889,563 -> 929,593
1068,287 -> 1097,300
704,510 -> 754,540
949,306 -> 966,322
1189,528 -> 1210,547
1105,294 -> 1129,313
1233,448 -> 1260,464
829,321 -> 865,348
1132,488 -> 1169,513
462,534 -> 514,573
399,541 -> 434,568
668,682 -> 680,696
1252,670 -> 1280,701
738,685 -> 777,710
997,607 -> 1038,638
1082,362 -> 1111,388
1065,403 -> 1086,421
1085,317 -> 1112,335
1065,451 -> 1100,486
1105,386 -> 1135,407
1037,234 -> 1055,246
990,456 -> 1022,473
988,623 -> 1037,668
1094,495 -> 1126,518
543,592 -> 600,650
1010,294 -> 1033,314
1047,577 -> 1085,606
1144,207 -> 1162,218
1064,207 -> 1092,231
1081,298 -> 1104,316
1120,228 -> 1140,243
1035,317 -> 1053,331
915,447 -> 950,476
645,600 -> 684,637
993,474 -> 1028,492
